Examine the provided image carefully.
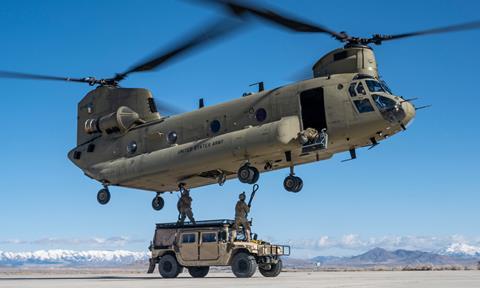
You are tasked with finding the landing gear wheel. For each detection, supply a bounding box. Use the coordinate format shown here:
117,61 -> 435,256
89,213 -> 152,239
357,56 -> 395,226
283,176 -> 296,192
97,188 -> 110,205
158,254 -> 182,278
152,194 -> 165,211
238,164 -> 260,184
188,266 -> 209,278
259,259 -> 283,277
293,177 -> 303,192
283,176 -> 303,193
231,252 -> 257,278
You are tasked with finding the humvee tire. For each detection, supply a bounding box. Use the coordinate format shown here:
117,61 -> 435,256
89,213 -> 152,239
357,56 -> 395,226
259,259 -> 282,277
158,254 -> 182,278
188,266 -> 209,278
231,252 -> 257,278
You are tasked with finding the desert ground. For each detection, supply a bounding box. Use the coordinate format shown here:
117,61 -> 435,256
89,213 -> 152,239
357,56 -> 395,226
1,271 -> 479,288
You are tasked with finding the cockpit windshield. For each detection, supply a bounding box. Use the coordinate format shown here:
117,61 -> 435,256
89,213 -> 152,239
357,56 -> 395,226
365,80 -> 385,93
380,80 -> 393,94
372,94 -> 397,110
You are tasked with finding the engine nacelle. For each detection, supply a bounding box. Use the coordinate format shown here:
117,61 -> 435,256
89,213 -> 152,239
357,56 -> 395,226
84,106 -> 141,134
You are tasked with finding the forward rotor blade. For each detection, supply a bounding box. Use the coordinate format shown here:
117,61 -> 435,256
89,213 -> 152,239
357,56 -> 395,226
0,70 -> 91,83
201,0 -> 346,41
115,18 -> 241,82
374,20 -> 480,43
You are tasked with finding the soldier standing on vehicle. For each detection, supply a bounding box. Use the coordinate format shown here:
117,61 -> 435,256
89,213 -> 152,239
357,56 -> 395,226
233,192 -> 251,242
177,185 -> 196,225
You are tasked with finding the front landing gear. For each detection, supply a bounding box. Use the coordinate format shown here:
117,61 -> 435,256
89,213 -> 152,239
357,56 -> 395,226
97,187 -> 111,205
283,166 -> 303,193
152,193 -> 165,211
238,163 -> 259,184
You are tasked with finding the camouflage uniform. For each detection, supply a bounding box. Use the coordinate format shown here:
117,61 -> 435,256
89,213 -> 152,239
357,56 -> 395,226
177,190 -> 196,225
233,192 -> 251,241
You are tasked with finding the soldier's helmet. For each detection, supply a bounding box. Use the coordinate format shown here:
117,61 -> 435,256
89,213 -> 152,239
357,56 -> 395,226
239,192 -> 246,200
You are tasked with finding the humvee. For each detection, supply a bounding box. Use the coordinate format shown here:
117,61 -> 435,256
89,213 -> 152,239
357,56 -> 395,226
147,219 -> 290,278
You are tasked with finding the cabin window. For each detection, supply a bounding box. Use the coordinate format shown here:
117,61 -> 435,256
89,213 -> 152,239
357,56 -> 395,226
202,232 -> 217,243
182,233 -> 196,244
349,83 -> 357,97
210,120 -> 221,133
127,141 -> 137,154
255,108 -> 267,122
354,99 -> 375,113
167,131 -> 177,144
356,82 -> 366,95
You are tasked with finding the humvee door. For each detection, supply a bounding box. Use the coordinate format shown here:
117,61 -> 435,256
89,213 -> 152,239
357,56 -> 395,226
199,231 -> 219,260
179,232 -> 198,261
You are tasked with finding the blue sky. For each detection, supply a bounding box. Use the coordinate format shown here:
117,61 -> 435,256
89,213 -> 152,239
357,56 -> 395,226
0,0 -> 479,257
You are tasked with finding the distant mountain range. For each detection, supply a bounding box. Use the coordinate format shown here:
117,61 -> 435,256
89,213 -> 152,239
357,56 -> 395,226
0,250 -> 148,267
309,246 -> 480,269
1,245 -> 479,268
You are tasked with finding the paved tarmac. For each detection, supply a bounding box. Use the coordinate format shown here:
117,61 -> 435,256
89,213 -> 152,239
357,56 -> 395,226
1,271 -> 479,288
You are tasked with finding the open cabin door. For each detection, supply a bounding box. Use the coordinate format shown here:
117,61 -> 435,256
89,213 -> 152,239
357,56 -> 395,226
300,87 -> 327,131
299,87 -> 328,152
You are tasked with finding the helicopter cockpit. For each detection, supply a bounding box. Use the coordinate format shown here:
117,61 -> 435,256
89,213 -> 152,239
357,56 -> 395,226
348,75 -> 413,125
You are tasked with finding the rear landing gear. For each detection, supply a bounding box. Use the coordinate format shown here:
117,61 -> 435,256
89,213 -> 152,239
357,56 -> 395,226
237,163 -> 259,184
152,193 -> 165,211
97,187 -> 111,205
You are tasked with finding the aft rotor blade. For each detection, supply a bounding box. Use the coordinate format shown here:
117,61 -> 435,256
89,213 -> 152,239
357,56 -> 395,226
374,20 -> 480,43
0,70 -> 91,84
201,0 -> 346,41
115,18 -> 241,82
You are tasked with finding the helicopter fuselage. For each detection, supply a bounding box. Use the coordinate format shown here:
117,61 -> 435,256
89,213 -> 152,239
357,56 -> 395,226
68,72 -> 415,193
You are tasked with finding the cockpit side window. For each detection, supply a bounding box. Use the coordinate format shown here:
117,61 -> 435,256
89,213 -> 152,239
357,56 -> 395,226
349,83 -> 357,97
354,99 -> 375,113
356,82 -> 366,95
366,80 -> 385,93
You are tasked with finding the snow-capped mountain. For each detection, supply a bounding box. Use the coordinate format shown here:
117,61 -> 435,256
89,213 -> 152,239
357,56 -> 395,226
441,243 -> 480,257
0,250 -> 149,267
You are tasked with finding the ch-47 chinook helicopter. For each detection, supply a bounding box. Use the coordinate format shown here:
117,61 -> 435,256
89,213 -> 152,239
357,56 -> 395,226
1,1 -> 480,211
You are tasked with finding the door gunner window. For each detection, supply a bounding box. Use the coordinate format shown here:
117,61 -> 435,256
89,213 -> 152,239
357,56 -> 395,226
354,99 -> 375,113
